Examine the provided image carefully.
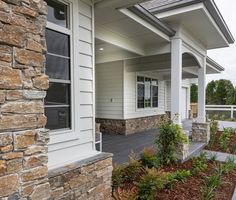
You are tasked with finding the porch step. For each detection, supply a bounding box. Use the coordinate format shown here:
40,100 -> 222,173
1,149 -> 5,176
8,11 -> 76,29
183,142 -> 206,162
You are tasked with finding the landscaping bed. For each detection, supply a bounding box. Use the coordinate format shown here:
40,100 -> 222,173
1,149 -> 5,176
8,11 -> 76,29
205,131 -> 236,154
112,154 -> 236,200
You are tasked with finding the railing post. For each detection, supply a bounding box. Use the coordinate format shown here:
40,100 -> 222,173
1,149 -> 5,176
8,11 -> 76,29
231,106 -> 234,119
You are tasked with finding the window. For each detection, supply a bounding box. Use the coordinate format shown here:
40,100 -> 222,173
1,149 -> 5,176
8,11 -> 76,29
137,76 -> 158,109
45,0 -> 72,131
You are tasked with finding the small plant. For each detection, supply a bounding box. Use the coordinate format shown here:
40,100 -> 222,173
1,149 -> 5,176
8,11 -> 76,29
219,127 -> 234,152
113,187 -> 138,200
192,152 -> 208,174
232,143 -> 236,154
137,168 -> 171,200
112,165 -> 125,190
155,117 -> 188,165
140,148 -> 160,168
112,158 -> 144,191
209,120 -> 219,148
221,156 -> 236,174
209,153 -> 217,162
173,170 -> 191,182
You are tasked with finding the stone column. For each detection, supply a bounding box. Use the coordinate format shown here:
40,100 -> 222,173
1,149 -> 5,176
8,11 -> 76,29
0,0 -> 50,199
192,122 -> 210,143
171,37 -> 183,125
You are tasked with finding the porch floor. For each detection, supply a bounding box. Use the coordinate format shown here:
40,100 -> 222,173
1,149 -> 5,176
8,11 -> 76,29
102,120 -> 205,164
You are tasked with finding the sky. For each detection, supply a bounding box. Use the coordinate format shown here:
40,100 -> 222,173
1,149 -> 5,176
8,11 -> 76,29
207,0 -> 236,86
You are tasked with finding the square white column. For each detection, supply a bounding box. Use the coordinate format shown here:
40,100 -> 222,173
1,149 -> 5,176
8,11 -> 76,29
197,57 -> 206,123
171,38 -> 182,125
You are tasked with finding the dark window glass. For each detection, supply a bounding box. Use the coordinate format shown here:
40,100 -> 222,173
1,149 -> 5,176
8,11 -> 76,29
137,84 -> 144,108
46,54 -> 70,80
137,76 -> 144,83
46,29 -> 70,57
45,107 -> 70,130
46,0 -> 68,28
45,83 -> 70,105
152,86 -> 158,97
152,97 -> 158,107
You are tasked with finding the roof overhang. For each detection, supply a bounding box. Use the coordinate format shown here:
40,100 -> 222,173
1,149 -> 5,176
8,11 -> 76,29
206,56 -> 224,74
141,0 -> 234,49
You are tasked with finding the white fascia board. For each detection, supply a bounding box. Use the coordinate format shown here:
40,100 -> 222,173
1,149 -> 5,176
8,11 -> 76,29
119,8 -> 170,42
95,25 -> 146,56
155,3 -> 203,19
95,0 -> 149,9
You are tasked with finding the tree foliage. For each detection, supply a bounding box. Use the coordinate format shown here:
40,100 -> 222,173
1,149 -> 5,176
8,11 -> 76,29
190,84 -> 198,103
206,79 -> 235,105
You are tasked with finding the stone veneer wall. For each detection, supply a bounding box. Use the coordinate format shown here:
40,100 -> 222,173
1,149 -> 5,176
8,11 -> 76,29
49,153 -> 113,200
0,0 -> 50,199
96,115 -> 165,135
192,122 -> 210,143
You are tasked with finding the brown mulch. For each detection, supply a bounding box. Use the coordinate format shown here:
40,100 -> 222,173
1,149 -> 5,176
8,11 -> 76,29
205,131 -> 236,154
155,160 -> 236,200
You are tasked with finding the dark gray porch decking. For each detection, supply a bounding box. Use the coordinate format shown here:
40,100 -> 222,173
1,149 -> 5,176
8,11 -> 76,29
102,129 -> 159,164
102,119 -> 205,164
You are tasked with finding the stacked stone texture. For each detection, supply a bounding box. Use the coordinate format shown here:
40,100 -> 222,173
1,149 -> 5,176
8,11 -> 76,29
0,0 -> 50,199
49,154 -> 113,200
192,122 -> 210,143
97,115 -> 165,135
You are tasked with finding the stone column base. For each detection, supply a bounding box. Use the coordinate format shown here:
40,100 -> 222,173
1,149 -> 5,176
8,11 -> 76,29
192,122 -> 210,143
174,143 -> 189,161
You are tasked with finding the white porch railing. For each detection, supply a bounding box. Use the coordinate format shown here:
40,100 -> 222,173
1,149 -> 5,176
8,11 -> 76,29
205,105 -> 236,119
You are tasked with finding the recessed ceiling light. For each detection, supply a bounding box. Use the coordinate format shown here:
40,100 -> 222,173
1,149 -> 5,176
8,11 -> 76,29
99,47 -> 104,51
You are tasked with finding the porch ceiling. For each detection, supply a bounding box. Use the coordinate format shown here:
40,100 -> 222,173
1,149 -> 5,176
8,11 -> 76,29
95,3 -> 170,56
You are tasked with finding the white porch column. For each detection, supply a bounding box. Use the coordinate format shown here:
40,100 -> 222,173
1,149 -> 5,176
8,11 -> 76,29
197,57 -> 206,123
171,38 -> 182,125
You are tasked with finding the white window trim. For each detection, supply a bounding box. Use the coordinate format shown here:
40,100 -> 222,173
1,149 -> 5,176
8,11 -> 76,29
46,0 -> 80,144
136,74 -> 159,111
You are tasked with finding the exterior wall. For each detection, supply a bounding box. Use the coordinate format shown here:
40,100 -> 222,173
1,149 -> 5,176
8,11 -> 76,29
48,0 -> 97,169
95,61 -> 124,119
0,0 -> 50,198
123,68 -> 166,119
49,153 -> 113,200
97,115 -> 165,135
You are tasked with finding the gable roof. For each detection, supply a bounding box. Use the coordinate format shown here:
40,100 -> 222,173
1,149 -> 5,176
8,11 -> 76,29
141,0 -> 234,44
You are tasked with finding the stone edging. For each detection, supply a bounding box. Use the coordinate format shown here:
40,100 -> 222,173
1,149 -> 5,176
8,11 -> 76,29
232,187 -> 236,200
48,152 -> 113,178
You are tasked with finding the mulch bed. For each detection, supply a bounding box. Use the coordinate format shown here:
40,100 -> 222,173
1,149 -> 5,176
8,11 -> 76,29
155,160 -> 236,200
205,131 -> 236,154
113,159 -> 236,200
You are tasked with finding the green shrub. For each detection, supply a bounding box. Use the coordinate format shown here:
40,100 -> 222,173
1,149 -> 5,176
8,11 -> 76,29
172,170 -> 191,182
221,156 -> 236,174
210,120 -> 218,134
220,128 -> 234,151
192,153 -> 208,174
137,168 -> 171,200
140,148 -> 160,168
112,165 -> 125,190
155,119 -> 188,165
112,159 -> 144,191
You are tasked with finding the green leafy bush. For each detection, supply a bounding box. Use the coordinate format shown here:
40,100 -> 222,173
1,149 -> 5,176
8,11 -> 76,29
172,170 -> 191,182
192,152 -> 208,174
221,156 -> 236,174
137,168 -> 171,200
155,118 -> 188,165
112,159 -> 144,191
220,128 -> 234,151
140,148 -> 160,168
